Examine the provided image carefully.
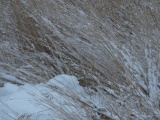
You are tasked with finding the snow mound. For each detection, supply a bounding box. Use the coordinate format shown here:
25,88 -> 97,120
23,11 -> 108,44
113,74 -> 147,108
0,83 -> 19,96
0,74 -> 85,120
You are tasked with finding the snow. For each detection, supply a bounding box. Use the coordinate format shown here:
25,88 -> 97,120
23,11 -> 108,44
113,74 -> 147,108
0,83 -> 47,119
0,72 -> 24,86
48,74 -> 84,93
79,10 -> 86,16
0,74 -> 86,120
0,83 -> 19,96
0,74 -> 122,120
145,45 -> 158,100
20,0 -> 28,5
42,17 -> 63,38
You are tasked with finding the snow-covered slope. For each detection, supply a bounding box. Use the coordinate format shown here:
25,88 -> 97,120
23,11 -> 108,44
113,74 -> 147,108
0,75 -> 85,120
0,74 -> 120,120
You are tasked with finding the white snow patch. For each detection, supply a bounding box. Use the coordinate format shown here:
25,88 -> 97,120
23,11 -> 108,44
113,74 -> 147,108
42,17 -> 63,38
0,72 -> 24,85
20,0 -> 28,5
79,10 -> 86,16
0,83 -> 19,96
0,74 -> 86,120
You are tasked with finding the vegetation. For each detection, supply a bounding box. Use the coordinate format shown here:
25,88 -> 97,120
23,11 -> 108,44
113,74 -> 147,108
0,0 -> 160,119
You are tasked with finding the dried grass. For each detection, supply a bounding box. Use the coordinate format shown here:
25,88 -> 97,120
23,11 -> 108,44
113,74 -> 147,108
0,0 -> 160,119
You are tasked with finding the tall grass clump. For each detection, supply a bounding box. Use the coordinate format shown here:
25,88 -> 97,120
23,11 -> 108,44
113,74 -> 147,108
0,0 -> 160,119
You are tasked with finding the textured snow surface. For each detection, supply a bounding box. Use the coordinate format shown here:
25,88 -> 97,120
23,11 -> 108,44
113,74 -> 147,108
0,74 -> 86,120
